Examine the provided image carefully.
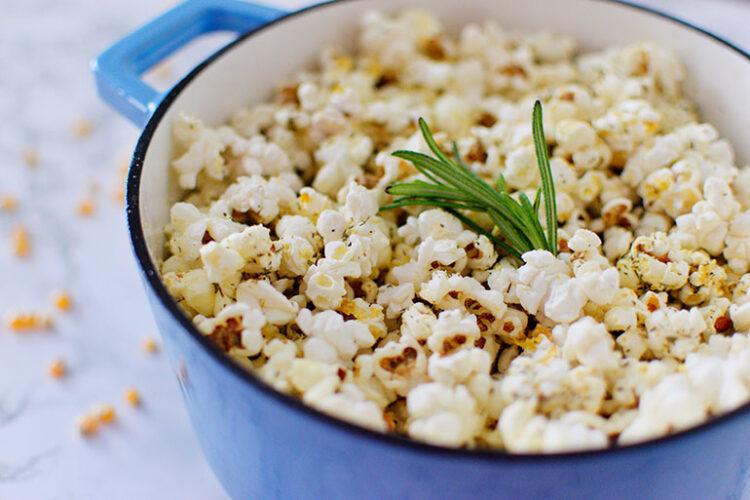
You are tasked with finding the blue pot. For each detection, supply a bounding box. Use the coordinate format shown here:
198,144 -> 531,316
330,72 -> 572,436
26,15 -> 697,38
94,0 -> 750,498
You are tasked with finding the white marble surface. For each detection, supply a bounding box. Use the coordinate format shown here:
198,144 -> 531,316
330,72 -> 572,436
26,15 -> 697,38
0,0 -> 748,498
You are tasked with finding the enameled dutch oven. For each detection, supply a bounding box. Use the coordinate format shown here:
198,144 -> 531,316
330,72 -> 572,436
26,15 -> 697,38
93,0 -> 750,498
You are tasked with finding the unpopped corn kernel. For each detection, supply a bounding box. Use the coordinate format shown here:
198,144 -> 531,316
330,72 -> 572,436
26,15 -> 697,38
1,195 -> 18,211
124,387 -> 141,407
94,404 -> 116,424
21,148 -> 39,167
48,358 -> 67,379
52,290 -> 73,311
10,225 -> 30,257
71,118 -> 93,138
77,414 -> 99,437
4,311 -> 52,332
141,337 -> 159,354
76,197 -> 96,216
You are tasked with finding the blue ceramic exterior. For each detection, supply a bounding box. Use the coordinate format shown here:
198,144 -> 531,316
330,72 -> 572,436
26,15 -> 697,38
144,270 -> 750,499
96,0 -> 750,498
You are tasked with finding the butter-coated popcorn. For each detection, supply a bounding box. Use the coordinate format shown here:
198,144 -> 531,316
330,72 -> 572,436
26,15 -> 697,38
161,9 -> 750,452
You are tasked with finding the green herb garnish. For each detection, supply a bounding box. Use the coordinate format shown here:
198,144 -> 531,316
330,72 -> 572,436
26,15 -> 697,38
379,100 -> 558,259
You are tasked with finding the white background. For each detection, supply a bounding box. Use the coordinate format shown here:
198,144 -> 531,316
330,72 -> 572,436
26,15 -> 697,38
1,0 -> 748,498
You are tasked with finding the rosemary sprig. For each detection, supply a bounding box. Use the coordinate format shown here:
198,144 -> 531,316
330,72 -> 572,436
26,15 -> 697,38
380,100 -> 558,259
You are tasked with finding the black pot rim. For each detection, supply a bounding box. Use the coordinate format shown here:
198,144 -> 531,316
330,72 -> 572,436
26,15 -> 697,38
126,0 -> 750,462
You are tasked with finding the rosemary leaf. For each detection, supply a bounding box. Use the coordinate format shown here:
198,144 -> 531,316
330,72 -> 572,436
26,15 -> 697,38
532,100 -> 558,255
380,103 -> 560,260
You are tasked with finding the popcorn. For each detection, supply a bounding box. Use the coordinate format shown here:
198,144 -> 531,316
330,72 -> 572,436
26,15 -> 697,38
516,250 -> 570,315
297,309 -> 375,363
420,272 -> 507,335
729,303 -> 750,333
392,237 -> 467,286
276,215 -> 320,247
258,338 -> 298,392
544,277 -> 587,323
602,227 -> 633,261
416,209 -> 464,241
563,317 -> 621,370
304,381 -> 388,431
724,211 -> 750,274
171,114 -> 227,189
407,382 -> 481,447
427,347 -> 492,387
619,374 -> 706,445
159,9 -> 750,452
316,209 -> 349,243
400,302 -> 437,342
617,233 -> 689,291
373,337 -> 428,395
341,182 -> 379,223
426,310 -> 481,356
504,145 -> 540,190
196,302 -> 266,356
163,269 -> 216,316
593,99 -> 660,165
644,307 -> 706,360
376,283 -> 415,318
313,134 -> 373,196
221,175 -> 296,224
237,280 -> 299,325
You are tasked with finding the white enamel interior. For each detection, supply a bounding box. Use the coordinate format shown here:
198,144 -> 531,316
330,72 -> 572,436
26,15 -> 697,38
138,0 -> 750,263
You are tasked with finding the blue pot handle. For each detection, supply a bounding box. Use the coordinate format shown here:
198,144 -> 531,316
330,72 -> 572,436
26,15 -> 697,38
93,0 -> 288,128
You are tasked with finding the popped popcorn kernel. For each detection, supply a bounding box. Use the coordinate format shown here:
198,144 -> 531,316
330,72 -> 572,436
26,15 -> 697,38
10,224 -> 30,257
51,290 -> 73,311
124,387 -> 141,407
